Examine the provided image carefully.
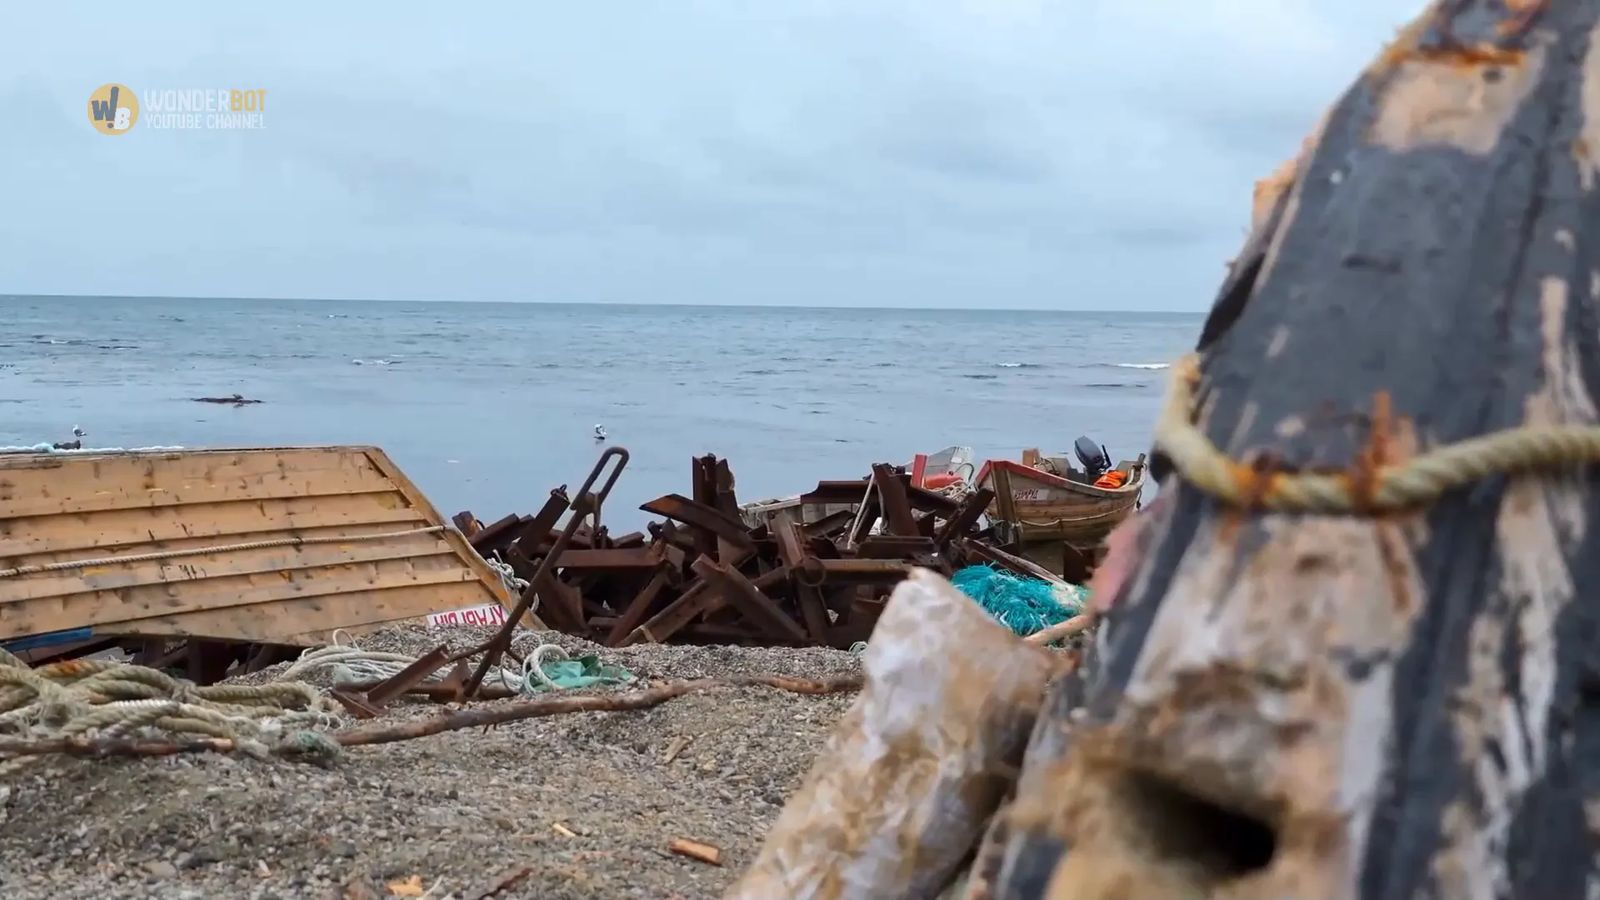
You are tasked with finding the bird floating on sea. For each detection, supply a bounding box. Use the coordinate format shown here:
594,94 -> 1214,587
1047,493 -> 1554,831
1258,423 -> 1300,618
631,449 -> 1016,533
594,424 -> 607,441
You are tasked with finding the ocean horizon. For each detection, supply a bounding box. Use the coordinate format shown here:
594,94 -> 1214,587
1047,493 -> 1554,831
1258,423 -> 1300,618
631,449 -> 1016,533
0,294 -> 1203,526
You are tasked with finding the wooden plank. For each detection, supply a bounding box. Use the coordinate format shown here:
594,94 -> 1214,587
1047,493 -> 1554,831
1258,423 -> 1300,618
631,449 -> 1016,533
0,546 -> 472,639
0,491 -> 426,560
0,529 -> 453,604
0,461 -> 394,519
10,519 -> 438,570
0,447 -> 384,503
106,580 -> 498,644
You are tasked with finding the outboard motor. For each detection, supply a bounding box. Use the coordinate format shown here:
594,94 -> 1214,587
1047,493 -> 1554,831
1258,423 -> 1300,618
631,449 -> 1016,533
1073,435 -> 1111,481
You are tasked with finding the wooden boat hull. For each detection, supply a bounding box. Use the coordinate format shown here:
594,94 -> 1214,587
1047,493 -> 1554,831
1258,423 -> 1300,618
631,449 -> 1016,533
974,458 -> 1145,546
0,445 -> 516,653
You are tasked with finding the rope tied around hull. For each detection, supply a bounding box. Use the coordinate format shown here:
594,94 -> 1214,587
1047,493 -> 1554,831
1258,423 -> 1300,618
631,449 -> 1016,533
1153,352 -> 1600,512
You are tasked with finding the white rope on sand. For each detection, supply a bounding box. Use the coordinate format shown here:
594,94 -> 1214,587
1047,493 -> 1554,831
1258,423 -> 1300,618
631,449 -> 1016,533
279,631 -> 573,696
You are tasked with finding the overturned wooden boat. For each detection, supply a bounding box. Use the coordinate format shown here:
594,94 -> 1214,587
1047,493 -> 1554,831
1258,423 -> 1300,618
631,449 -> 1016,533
0,446 -> 516,663
974,440 -> 1146,546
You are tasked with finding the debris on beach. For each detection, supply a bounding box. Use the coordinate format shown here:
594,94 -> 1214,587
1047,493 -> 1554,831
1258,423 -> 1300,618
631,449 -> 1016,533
0,620 -> 866,899
0,440 -> 1109,899
191,393 -> 262,405
453,452 -> 1083,651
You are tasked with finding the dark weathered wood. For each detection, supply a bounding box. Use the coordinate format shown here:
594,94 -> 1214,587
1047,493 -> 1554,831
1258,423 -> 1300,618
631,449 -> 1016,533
990,3 -> 1600,897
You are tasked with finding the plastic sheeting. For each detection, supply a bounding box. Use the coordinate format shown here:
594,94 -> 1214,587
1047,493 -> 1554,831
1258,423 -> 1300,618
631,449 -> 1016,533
725,568 -> 1057,900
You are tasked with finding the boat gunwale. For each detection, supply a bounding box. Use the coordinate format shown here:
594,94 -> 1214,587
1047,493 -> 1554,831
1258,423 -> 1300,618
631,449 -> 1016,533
0,443 -> 387,470
973,458 -> 1146,501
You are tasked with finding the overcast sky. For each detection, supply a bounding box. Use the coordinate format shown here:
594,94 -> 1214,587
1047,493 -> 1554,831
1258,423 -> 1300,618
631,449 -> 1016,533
1,1 -> 1414,310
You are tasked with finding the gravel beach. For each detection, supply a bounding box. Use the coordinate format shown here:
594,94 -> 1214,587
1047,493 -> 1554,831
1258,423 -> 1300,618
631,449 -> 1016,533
0,627 -> 862,900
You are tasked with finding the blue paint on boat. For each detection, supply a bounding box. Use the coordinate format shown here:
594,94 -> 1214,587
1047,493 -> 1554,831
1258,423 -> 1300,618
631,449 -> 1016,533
1,627 -> 95,654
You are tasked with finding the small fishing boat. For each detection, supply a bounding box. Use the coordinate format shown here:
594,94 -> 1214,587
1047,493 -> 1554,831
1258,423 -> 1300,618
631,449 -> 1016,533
974,437 -> 1147,547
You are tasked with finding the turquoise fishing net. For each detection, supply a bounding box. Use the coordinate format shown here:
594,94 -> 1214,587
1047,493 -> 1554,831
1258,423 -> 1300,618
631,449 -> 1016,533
951,564 -> 1089,638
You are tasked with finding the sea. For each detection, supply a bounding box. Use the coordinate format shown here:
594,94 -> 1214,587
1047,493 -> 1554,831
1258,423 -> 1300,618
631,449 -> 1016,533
0,296 -> 1203,528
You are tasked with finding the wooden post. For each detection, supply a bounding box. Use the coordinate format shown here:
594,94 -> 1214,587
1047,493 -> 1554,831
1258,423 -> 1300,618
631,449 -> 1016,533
987,3 -> 1600,897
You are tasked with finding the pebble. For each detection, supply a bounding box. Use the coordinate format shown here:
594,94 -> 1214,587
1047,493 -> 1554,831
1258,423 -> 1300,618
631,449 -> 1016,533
0,625 -> 862,899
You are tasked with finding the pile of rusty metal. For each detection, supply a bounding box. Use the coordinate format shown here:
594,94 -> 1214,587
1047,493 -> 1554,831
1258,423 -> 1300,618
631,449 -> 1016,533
452,446 -> 1066,650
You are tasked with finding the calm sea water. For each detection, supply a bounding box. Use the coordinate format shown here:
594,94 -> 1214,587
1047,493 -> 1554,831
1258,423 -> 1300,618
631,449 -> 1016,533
0,296 -> 1203,526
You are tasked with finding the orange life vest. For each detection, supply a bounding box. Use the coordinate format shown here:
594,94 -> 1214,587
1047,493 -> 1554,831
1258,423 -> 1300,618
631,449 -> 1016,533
1093,470 -> 1127,490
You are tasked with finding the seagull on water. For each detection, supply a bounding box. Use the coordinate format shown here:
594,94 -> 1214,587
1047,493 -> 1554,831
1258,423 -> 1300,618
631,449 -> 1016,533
593,424 -> 607,441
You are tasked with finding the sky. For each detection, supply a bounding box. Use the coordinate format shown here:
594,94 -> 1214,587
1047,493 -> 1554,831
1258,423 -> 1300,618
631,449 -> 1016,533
1,1 -> 1417,311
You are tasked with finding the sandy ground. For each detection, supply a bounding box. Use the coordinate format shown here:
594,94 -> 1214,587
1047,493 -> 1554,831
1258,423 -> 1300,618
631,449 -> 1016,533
0,627 -> 861,900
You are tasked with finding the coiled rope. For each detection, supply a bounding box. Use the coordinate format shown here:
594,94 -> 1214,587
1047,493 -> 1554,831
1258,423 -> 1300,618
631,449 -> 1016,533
1153,352 -> 1600,512
484,556 -> 530,599
0,526 -> 449,579
279,631 -> 606,695
0,647 -> 341,773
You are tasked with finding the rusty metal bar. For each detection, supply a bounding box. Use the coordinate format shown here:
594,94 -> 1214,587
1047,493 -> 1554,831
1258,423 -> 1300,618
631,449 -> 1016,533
603,563 -> 672,647
512,491 -> 570,552
856,535 -> 937,558
639,494 -> 756,551
550,547 -> 663,569
462,446 -> 630,697
870,463 -> 920,536
691,557 -> 807,642
363,644 -> 452,710
934,487 -> 995,550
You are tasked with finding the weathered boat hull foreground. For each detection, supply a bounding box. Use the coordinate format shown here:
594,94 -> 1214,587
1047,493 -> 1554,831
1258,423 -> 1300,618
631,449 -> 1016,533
981,2 -> 1600,898
0,446 -> 513,659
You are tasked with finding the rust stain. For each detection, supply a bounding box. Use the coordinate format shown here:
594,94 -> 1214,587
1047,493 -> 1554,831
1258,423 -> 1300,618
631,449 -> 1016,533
1374,0 -> 1543,71
1344,391 -> 1399,512
1414,45 -> 1526,68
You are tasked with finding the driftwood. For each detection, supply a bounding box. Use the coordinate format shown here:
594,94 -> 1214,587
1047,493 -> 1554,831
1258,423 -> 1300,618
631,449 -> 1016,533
984,2 -> 1600,898
192,394 -> 262,405
0,674 -> 863,761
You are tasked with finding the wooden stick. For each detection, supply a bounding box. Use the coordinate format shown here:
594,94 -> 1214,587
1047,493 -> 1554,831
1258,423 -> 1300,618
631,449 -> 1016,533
335,674 -> 861,748
1023,614 -> 1094,645
0,674 -> 864,760
668,837 -> 723,866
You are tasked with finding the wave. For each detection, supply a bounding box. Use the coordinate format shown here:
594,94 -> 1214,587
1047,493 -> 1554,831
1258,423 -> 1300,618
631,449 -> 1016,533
1112,362 -> 1169,370
1083,382 -> 1137,389
351,358 -> 398,366
961,373 -> 1000,381
31,337 -> 138,350
995,362 -> 1041,369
